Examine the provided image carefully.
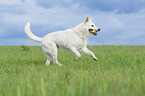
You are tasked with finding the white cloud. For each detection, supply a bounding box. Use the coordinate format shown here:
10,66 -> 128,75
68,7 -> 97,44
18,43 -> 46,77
102,17 -> 124,33
1,0 -> 83,26
0,0 -> 21,5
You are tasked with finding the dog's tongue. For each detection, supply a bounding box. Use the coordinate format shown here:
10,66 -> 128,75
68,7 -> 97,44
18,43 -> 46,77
94,33 -> 97,35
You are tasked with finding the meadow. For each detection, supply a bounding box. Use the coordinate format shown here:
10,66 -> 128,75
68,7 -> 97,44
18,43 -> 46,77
0,46 -> 145,96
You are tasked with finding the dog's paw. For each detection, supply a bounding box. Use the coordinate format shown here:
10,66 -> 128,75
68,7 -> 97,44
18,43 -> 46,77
93,57 -> 98,61
45,60 -> 50,66
45,63 -> 50,66
56,62 -> 62,66
73,57 -> 78,61
58,63 -> 62,66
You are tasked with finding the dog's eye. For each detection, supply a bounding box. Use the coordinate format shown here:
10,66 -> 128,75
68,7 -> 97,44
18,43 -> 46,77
91,25 -> 94,27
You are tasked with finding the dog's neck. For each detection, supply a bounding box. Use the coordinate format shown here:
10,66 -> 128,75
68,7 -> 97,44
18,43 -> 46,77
72,23 -> 90,39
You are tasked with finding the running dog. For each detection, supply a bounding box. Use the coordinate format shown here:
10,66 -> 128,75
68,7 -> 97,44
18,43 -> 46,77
24,16 -> 101,66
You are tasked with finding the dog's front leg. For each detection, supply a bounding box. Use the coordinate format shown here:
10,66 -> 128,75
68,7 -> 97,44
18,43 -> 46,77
69,47 -> 81,60
80,47 -> 98,61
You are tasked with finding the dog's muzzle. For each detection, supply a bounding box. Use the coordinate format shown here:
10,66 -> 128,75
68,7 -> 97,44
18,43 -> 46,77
89,28 -> 101,35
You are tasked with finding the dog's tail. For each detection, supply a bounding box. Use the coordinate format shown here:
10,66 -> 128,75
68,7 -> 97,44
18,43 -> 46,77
24,22 -> 42,43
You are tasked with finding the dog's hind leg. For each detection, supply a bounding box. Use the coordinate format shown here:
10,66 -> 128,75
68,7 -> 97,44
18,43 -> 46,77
52,47 -> 62,66
42,46 -> 53,65
42,41 -> 62,66
45,54 -> 53,66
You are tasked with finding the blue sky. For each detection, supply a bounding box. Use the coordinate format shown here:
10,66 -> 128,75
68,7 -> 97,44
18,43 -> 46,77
0,0 -> 145,45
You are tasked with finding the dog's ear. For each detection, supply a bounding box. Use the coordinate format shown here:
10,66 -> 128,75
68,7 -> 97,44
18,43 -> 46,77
90,17 -> 92,21
84,16 -> 89,23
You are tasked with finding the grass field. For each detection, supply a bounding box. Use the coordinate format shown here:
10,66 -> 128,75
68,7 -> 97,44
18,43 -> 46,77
0,46 -> 145,96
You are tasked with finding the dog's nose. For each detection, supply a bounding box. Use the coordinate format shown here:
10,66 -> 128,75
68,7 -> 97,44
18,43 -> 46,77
98,28 -> 101,31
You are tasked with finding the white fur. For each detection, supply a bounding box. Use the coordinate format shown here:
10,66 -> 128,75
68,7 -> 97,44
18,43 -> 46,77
24,16 -> 100,66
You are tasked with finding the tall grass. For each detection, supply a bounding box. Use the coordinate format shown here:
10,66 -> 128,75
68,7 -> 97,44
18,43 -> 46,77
0,46 -> 145,96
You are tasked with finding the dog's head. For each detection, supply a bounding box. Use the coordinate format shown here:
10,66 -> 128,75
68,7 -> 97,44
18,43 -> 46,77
84,16 -> 101,35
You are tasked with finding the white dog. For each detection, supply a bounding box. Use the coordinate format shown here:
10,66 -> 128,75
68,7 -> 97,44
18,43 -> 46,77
24,16 -> 100,66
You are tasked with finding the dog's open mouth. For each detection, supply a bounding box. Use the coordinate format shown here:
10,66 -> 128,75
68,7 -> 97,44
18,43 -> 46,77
89,29 -> 98,35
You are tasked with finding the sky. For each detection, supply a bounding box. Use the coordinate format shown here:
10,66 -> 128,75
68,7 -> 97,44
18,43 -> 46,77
0,0 -> 145,46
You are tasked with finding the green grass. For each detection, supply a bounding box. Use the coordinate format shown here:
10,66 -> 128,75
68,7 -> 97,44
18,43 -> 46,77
0,46 -> 145,96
